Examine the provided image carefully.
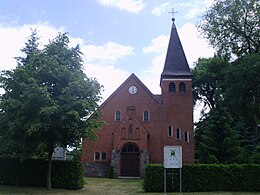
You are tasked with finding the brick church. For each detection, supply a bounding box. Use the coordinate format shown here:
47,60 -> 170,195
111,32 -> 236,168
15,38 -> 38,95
81,18 -> 194,177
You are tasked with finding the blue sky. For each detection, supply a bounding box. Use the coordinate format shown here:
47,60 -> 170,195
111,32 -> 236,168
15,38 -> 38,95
0,0 -> 215,110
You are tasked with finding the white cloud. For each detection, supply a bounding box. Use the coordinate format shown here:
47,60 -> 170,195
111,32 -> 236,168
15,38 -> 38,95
179,22 -> 214,67
82,42 -> 134,65
175,0 -> 214,19
0,22 -> 131,104
98,0 -> 145,13
143,34 -> 168,54
81,42 -> 134,101
184,7 -> 202,19
0,22 -> 64,71
204,0 -> 215,7
84,63 -> 129,102
151,2 -> 171,16
142,34 -> 168,94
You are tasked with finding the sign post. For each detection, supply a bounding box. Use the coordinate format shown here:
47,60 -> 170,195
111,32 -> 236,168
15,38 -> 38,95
163,146 -> 182,195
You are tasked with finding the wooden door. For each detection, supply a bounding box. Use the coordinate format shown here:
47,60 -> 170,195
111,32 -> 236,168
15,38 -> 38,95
120,143 -> 140,177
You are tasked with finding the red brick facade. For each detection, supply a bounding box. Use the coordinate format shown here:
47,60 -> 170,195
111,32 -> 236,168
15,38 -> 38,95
81,19 -> 195,177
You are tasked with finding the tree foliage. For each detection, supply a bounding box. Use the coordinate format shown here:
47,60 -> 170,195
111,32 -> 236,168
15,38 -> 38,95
192,57 -> 229,110
198,0 -> 260,58
195,107 -> 243,164
193,55 -> 260,163
225,54 -> 260,135
194,0 -> 260,164
0,31 -> 103,189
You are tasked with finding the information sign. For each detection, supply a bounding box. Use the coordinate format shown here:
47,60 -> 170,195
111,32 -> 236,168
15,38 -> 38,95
163,146 -> 182,168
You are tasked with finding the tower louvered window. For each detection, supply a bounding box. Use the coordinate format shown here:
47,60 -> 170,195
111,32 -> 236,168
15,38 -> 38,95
169,82 -> 176,92
179,82 -> 186,92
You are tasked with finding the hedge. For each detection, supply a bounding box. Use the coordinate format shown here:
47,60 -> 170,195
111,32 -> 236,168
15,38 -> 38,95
0,158 -> 84,189
143,164 -> 260,192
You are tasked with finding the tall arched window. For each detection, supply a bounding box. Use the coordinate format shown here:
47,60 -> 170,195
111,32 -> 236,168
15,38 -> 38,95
179,82 -> 186,92
168,126 -> 173,137
115,111 -> 121,121
169,82 -> 176,93
176,128 -> 181,140
184,131 -> 189,143
143,111 -> 149,121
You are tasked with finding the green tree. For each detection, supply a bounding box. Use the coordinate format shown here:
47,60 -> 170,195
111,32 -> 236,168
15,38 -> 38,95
198,0 -> 259,58
195,107 -> 244,164
225,54 -> 260,152
0,32 -> 103,189
192,57 -> 229,111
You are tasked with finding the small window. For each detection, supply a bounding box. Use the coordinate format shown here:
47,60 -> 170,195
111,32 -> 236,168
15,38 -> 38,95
94,152 -> 100,161
101,152 -> 106,160
169,82 -> 176,93
143,111 -> 149,121
179,82 -> 186,92
168,126 -> 173,137
184,131 -> 189,143
115,111 -> 121,121
176,128 -> 181,140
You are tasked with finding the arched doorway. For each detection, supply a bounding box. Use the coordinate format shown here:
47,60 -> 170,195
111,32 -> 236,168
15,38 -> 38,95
120,143 -> 140,177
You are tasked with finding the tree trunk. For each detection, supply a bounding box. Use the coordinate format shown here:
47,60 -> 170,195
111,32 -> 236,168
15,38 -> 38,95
47,148 -> 53,190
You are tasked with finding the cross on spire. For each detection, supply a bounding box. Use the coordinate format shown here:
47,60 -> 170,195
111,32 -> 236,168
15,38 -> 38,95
169,8 -> 178,21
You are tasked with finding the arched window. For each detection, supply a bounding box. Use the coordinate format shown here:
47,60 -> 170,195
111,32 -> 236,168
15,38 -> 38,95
168,126 -> 173,137
184,131 -> 189,143
94,152 -> 100,161
169,82 -> 176,93
179,82 -> 186,92
115,111 -> 121,121
176,128 -> 181,140
143,111 -> 149,121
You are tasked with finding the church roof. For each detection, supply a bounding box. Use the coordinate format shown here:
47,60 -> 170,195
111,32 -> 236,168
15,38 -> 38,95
160,18 -> 192,85
101,73 -> 160,109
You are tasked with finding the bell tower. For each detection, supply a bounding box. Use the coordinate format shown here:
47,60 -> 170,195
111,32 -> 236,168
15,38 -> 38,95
160,17 -> 194,163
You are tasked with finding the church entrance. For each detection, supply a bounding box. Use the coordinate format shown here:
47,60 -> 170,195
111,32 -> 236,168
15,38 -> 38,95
120,143 -> 140,177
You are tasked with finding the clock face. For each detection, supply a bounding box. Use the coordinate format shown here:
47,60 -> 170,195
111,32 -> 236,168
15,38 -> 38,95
128,85 -> 137,94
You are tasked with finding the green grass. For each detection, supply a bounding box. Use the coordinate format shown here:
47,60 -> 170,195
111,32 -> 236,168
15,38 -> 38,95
0,177 -> 260,195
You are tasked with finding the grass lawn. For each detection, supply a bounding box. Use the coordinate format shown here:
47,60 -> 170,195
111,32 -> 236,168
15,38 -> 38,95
0,177 -> 260,195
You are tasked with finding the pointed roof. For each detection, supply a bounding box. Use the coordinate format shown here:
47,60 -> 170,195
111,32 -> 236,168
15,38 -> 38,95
160,18 -> 192,85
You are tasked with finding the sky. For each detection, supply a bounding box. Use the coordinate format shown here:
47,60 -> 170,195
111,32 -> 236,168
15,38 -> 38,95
0,0 -> 215,120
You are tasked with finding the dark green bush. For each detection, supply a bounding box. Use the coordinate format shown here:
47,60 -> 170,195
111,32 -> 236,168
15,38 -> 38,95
143,163 -> 260,192
0,158 -> 84,189
109,164 -> 114,178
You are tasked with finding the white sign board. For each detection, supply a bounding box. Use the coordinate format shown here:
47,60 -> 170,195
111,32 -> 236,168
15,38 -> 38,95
164,146 -> 182,168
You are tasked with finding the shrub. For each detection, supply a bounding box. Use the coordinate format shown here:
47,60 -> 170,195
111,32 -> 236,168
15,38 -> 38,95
109,164 -> 114,178
143,163 -> 260,192
0,158 -> 84,189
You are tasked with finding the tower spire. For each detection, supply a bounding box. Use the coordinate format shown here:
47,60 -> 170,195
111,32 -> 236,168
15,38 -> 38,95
160,17 -> 192,86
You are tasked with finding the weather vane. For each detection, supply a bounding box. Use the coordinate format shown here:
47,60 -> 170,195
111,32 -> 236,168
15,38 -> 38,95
169,8 -> 178,21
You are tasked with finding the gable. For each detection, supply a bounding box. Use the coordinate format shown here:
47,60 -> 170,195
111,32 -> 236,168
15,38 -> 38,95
101,73 -> 160,109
